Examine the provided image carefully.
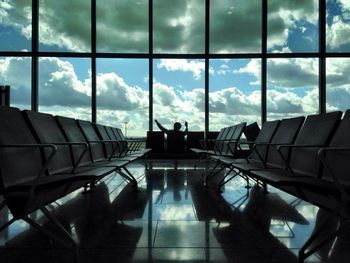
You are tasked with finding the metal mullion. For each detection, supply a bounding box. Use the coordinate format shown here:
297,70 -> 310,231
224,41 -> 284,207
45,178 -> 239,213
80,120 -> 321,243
149,0 -> 153,131
91,0 -> 96,122
36,52 -> 92,58
261,0 -> 267,123
31,0 -> 39,111
205,0 -> 210,137
319,0 -> 326,113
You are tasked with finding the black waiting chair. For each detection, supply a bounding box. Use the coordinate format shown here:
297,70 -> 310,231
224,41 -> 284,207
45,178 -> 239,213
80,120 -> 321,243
0,106 -> 108,254
204,120 -> 280,190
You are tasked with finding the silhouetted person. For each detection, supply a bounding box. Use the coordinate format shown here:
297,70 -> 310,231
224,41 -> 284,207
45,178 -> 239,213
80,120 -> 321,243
155,120 -> 188,135
155,119 -> 188,155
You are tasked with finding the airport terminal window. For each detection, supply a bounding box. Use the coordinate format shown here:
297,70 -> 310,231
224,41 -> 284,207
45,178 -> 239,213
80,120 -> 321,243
96,0 -> 148,53
39,0 -> 91,52
0,56 -> 31,110
326,58 -> 350,112
326,0 -> 350,52
209,59 -> 261,131
1,0 -> 350,136
267,0 -> 319,53
266,58 -> 319,120
153,59 -> 205,131
96,59 -> 149,137
38,57 -> 91,120
0,1 -> 31,52
210,0 -> 262,54
153,0 -> 205,54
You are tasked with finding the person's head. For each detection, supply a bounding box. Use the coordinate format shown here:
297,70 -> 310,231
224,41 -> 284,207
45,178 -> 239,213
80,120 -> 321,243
173,122 -> 182,131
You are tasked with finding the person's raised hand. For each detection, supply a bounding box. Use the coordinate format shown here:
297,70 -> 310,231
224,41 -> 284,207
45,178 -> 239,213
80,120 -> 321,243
185,121 -> 188,127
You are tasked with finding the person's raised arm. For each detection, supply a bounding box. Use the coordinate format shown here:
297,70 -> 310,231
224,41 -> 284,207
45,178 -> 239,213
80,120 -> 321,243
155,119 -> 168,133
184,121 -> 188,135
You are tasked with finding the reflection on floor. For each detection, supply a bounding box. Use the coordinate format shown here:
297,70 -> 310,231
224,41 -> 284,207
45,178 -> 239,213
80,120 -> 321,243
0,160 -> 349,262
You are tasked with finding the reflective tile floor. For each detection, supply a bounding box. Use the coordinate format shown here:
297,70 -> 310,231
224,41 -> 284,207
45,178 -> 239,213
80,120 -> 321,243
0,160 -> 349,262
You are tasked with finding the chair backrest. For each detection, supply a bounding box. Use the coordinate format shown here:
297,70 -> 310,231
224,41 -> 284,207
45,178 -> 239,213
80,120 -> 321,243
55,116 -> 92,166
265,116 -> 305,168
249,120 -> 280,162
105,126 -> 123,156
187,131 -> 204,149
243,122 -> 260,142
321,110 -> 350,185
112,128 -> 128,153
289,111 -> 342,177
167,130 -> 186,153
220,123 -> 247,156
94,124 -> 114,157
115,128 -> 126,140
24,110 -> 74,174
0,107 -> 43,189
77,120 -> 106,162
215,125 -> 236,154
227,122 -> 247,155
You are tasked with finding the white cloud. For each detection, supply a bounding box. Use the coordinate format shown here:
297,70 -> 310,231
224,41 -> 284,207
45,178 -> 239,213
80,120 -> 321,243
96,72 -> 148,111
327,16 -> 350,49
0,0 -> 31,39
157,59 -> 205,80
267,0 -> 318,51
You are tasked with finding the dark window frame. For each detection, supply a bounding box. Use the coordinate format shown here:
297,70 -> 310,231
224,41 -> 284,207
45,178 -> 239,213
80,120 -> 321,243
1,0 -> 349,136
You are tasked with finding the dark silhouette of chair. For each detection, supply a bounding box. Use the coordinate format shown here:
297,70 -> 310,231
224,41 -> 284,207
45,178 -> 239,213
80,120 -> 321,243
166,131 -> 186,153
146,131 -> 165,154
204,120 -> 279,190
0,107 -> 101,254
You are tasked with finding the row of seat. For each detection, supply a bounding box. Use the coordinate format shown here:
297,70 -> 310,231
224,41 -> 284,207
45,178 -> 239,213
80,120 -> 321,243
201,110 -> 350,262
190,122 -> 249,168
0,106 -> 150,255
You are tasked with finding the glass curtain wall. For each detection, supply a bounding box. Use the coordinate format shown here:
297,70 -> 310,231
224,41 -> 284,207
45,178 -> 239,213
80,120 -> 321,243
1,0 -> 350,137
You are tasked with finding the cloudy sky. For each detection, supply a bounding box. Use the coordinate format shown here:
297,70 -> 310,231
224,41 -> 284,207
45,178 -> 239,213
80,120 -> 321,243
1,0 -> 350,136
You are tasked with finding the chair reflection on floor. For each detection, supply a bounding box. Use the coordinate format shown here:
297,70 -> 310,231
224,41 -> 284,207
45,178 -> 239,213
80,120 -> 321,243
150,169 -> 189,204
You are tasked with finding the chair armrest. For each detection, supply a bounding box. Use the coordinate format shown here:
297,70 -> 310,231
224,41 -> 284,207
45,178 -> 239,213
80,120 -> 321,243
48,142 -> 89,172
277,144 -> 327,151
276,144 -> 327,175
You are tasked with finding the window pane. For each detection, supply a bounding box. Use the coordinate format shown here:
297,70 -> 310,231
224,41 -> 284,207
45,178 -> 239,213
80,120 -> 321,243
210,0 -> 261,54
97,0 -> 148,53
153,59 -> 205,131
0,0 -> 31,51
326,58 -> 350,112
0,57 -> 31,109
209,59 -> 261,130
39,0 -> 91,52
268,0 -> 318,53
38,57 -> 91,120
153,0 -> 205,53
267,58 -> 318,120
96,59 -> 149,137
327,0 -> 350,52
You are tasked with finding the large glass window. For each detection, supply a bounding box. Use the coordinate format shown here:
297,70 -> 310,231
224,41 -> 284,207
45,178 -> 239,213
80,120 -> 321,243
96,0 -> 148,53
326,58 -> 350,112
96,59 -> 149,137
210,0 -> 261,54
326,0 -> 350,52
153,59 -> 205,131
0,0 -> 31,51
268,0 -> 319,53
267,58 -> 319,120
153,0 -> 205,54
38,57 -> 91,120
39,0 -> 91,52
0,56 -> 31,109
209,59 -> 261,131
2,1 -> 350,135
